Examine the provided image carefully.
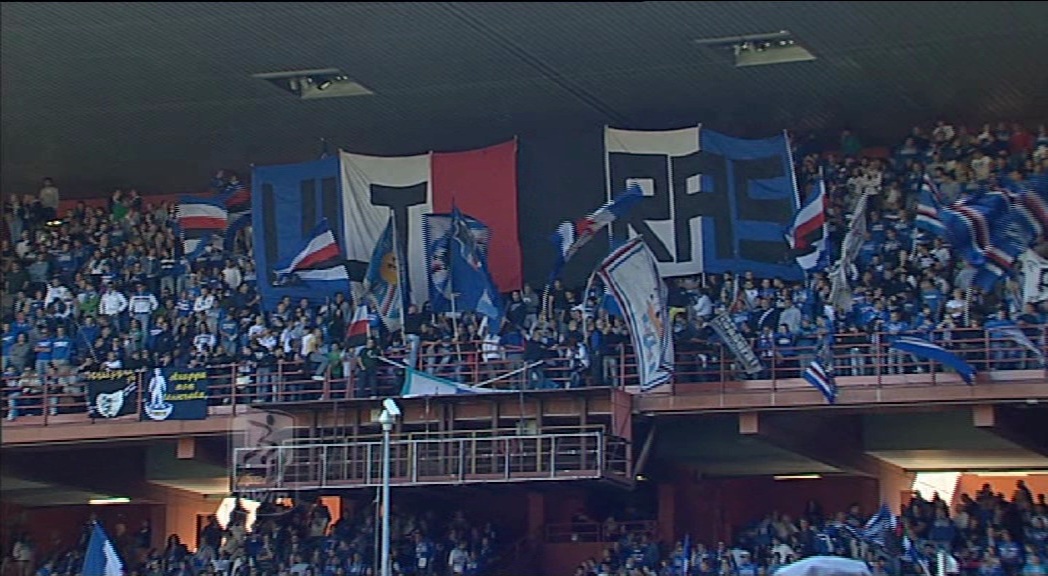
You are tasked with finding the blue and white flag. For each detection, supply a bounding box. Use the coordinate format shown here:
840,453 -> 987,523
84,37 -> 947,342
985,319 -> 1046,366
83,522 -> 123,576
915,174 -> 946,238
214,172 -> 251,249
902,535 -> 929,574
424,211 -> 491,313
939,189 -> 1011,269
786,178 -> 828,272
803,357 -> 837,404
365,215 -> 404,331
551,183 -> 643,281
274,219 -> 350,284
426,208 -> 503,325
400,368 -> 502,397
176,196 -> 228,260
596,236 -> 674,390
862,503 -> 897,547
890,336 -> 976,385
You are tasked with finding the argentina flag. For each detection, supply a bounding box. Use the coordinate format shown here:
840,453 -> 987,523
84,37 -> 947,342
83,522 -> 123,576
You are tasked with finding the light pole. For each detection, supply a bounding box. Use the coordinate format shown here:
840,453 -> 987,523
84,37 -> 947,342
378,399 -> 400,576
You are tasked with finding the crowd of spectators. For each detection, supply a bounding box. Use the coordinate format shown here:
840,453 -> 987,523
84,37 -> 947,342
5,499 -> 500,576
568,482 -> 1048,576
3,119 -> 1048,420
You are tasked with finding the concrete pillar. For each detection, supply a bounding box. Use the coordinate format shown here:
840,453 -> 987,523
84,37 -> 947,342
878,466 -> 915,513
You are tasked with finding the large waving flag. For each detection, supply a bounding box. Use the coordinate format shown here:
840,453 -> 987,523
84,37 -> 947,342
365,215 -> 404,332
939,189 -> 1011,267
274,219 -> 350,284
177,196 -> 228,260
786,178 -> 828,272
829,191 -> 871,310
550,183 -> 643,281
445,208 -> 503,324
915,174 -> 946,237
933,181 -> 1048,290
596,236 -> 674,390
216,173 -> 252,247
83,522 -> 123,576
890,336 -> 976,384
424,212 -> 491,313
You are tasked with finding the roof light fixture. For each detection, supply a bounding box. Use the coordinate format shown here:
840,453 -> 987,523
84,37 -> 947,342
693,30 -> 815,68
252,68 -> 373,100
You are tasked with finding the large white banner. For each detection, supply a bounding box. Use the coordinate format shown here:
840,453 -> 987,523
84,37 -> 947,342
597,237 -> 674,390
340,151 -> 433,306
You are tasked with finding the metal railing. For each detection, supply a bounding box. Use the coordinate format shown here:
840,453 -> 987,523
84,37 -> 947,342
233,430 -> 628,491
2,326 -> 1045,428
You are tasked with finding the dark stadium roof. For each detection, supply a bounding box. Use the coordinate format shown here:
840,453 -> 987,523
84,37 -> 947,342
2,2 -> 1047,195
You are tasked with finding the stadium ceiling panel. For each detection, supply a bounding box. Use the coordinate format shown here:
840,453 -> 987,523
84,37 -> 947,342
2,2 -> 1046,193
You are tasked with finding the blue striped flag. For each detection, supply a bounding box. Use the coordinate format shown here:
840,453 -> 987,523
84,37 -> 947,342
863,503 -> 897,547
176,196 -> 228,260
939,189 -> 1011,267
915,174 -> 946,238
83,522 -> 123,576
903,535 -> 929,574
803,357 -> 837,404
890,336 -> 976,385
786,178 -> 829,271
550,183 -> 643,281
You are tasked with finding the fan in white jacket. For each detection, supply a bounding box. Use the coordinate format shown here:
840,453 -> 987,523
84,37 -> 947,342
44,279 -> 72,308
98,286 -> 129,317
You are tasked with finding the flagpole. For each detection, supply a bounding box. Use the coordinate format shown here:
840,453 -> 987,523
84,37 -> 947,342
389,208 -> 407,343
450,292 -> 460,340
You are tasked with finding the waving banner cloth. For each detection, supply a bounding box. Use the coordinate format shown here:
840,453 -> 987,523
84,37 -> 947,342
595,237 -> 674,390
707,313 -> 764,376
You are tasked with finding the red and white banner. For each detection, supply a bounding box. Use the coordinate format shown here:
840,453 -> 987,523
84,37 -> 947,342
340,140 -> 521,305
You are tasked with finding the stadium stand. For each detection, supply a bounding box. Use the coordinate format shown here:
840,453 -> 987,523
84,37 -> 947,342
2,119 -> 1047,576
3,119 -> 1046,420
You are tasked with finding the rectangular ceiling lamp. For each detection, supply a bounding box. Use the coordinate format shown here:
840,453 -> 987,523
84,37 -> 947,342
252,68 -> 373,100
89,497 -> 131,505
773,474 -> 821,481
735,44 -> 816,68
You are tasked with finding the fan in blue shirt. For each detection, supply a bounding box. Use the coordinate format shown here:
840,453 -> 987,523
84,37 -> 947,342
50,328 -> 74,365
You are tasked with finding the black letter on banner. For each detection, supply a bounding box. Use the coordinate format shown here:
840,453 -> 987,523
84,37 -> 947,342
300,179 -> 317,236
732,158 -> 794,265
370,184 -> 428,262
607,152 -> 672,262
321,177 -> 340,242
262,183 -> 278,269
671,151 -> 731,263
670,150 -> 729,263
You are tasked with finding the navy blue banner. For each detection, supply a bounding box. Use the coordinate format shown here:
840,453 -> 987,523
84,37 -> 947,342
142,367 -> 209,421
606,127 -> 801,281
252,156 -> 350,310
